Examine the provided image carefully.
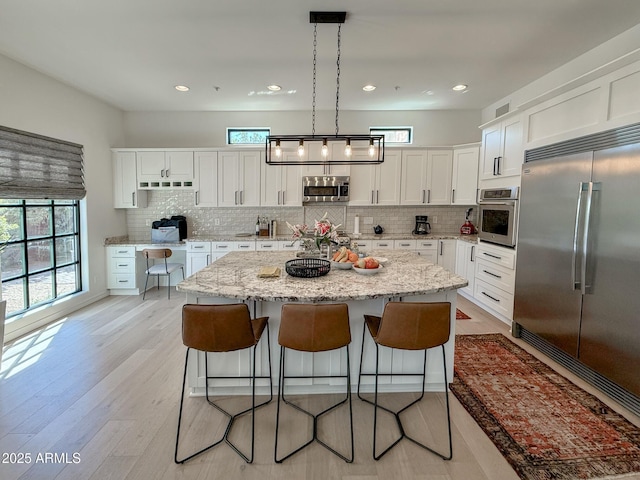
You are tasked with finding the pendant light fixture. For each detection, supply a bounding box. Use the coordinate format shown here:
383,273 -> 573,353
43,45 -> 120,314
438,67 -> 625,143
266,11 -> 384,166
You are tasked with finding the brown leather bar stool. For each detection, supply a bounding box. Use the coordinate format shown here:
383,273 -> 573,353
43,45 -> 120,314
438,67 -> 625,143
274,303 -> 354,463
175,303 -> 272,464
357,301 -> 452,461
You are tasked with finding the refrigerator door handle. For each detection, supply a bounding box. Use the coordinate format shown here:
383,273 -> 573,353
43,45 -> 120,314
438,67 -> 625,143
572,182 -> 587,291
581,181 -> 601,295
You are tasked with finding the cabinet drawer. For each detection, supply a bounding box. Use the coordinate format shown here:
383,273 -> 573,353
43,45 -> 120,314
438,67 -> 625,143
476,244 -> 516,269
212,242 -> 234,252
475,258 -> 516,293
256,241 -> 277,250
416,240 -> 437,250
373,240 -> 393,249
278,240 -> 298,251
108,246 -> 136,257
234,241 -> 256,251
394,239 -> 417,250
188,241 -> 211,253
109,274 -> 136,289
474,278 -> 514,319
109,257 -> 136,274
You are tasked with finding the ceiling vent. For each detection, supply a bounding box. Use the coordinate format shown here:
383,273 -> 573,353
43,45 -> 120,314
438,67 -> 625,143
495,103 -> 510,118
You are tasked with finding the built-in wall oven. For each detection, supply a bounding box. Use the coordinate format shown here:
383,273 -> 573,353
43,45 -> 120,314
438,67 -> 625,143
302,176 -> 350,204
478,187 -> 519,248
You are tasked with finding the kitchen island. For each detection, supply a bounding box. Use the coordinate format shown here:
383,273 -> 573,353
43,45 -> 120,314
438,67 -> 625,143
176,250 -> 468,396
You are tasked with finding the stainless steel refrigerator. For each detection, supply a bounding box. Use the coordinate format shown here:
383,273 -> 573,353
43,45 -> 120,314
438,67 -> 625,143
514,124 -> 640,407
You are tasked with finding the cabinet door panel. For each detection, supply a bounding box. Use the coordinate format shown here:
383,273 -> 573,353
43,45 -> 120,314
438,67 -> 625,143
400,150 -> 427,205
426,150 -> 452,204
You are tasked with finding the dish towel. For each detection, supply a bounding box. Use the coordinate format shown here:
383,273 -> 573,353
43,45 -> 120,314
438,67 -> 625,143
257,266 -> 281,278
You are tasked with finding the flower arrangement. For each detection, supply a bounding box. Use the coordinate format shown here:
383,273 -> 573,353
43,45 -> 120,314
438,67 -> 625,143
286,213 -> 341,252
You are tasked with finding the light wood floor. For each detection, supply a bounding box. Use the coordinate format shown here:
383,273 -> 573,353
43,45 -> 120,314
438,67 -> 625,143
0,291 -> 638,480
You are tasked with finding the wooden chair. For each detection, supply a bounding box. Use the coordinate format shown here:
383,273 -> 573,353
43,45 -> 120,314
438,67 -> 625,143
141,248 -> 184,299
357,301 -> 453,461
274,303 -> 354,463
175,303 -> 272,464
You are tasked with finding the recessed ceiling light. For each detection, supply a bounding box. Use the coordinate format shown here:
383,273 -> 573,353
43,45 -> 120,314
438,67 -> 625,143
362,84 -> 376,92
174,85 -> 190,92
267,84 -> 282,91
452,84 -> 468,92
422,90 -> 435,95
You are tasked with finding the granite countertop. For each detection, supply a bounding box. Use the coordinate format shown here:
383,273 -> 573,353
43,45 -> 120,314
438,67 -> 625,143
176,250 -> 468,302
105,233 -> 478,246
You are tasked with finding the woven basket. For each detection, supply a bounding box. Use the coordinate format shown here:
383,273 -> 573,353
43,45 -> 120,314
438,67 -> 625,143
285,258 -> 331,278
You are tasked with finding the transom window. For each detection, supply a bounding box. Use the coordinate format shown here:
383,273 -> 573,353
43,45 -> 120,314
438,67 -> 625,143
370,127 -> 413,144
227,128 -> 271,145
0,199 -> 82,320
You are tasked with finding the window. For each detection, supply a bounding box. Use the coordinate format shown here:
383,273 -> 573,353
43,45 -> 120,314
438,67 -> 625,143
0,199 -> 82,320
227,128 -> 271,145
370,127 -> 413,144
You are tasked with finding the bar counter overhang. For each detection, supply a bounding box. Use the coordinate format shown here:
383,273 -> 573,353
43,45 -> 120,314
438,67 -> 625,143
176,250 -> 468,396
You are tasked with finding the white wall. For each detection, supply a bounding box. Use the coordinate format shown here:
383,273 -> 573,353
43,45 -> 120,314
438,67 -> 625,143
123,109 -> 481,147
0,53 -> 126,340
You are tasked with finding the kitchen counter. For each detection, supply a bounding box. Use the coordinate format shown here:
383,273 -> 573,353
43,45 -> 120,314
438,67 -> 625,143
176,250 -> 467,302
177,250 -> 466,397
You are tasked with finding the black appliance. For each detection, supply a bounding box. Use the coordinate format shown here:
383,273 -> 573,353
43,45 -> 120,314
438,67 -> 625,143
152,215 -> 187,241
413,215 -> 431,235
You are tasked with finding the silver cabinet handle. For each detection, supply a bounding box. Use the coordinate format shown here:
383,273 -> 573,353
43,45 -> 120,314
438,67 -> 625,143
496,157 -> 502,175
132,192 -> 135,206
470,245 -> 475,262
195,191 -> 199,205
376,190 -> 379,204
166,169 -> 170,177
422,190 -> 426,203
117,263 -> 128,267
240,190 -> 244,204
493,158 -> 498,176
428,190 -> 431,203
482,252 -> 502,260
372,191 -> 375,204
193,245 -> 204,249
218,245 -> 228,249
439,241 -> 443,255
160,169 -> 165,177
282,190 -> 285,204
581,182 -> 600,295
452,189 -> 455,203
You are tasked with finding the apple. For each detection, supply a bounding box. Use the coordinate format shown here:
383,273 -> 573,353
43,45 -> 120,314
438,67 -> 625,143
364,257 -> 379,269
355,258 -> 366,269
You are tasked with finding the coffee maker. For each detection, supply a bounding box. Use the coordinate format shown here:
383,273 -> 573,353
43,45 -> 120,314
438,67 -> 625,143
413,215 -> 431,235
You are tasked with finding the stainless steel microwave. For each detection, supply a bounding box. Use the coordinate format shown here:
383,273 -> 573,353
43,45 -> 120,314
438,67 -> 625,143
302,176 -> 350,204
478,187 -> 519,248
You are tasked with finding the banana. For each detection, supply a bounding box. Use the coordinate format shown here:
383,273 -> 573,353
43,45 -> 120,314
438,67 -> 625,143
335,246 -> 348,262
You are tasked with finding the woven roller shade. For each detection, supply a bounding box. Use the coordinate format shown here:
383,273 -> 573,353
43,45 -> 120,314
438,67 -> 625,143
0,125 -> 85,200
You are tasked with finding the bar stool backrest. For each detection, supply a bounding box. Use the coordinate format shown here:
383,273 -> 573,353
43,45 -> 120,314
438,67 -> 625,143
376,302 -> 451,350
279,303 -> 350,352
182,304 -> 257,352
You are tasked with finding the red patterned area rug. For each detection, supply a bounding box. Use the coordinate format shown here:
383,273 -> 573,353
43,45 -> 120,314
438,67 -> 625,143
456,308 -> 471,320
451,334 -> 640,480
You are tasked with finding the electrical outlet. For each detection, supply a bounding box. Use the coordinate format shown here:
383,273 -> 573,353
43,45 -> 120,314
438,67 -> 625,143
363,216 -> 374,225
145,219 -> 151,227
214,218 -> 220,226
431,216 -> 438,224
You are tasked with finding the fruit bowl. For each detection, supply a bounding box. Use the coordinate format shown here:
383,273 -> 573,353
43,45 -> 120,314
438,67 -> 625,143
330,260 -> 354,270
352,264 -> 383,275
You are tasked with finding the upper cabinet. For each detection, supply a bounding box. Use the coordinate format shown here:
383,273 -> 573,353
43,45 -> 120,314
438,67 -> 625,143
451,145 -> 480,205
218,150 -> 261,207
480,115 -> 523,181
136,151 -> 195,188
301,142 -> 351,177
193,151 -> 218,208
348,149 -> 401,206
261,152 -> 302,206
113,151 -> 147,209
400,149 -> 453,205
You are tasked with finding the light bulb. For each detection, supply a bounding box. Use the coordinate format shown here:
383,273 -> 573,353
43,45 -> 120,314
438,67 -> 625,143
368,141 -> 376,157
275,140 -> 281,158
344,138 -> 352,157
321,139 -> 328,157
298,140 -> 305,157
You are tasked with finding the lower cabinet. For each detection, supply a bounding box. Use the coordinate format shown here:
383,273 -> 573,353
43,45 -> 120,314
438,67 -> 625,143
472,242 -> 516,321
436,239 -> 456,272
455,241 -> 476,296
415,239 -> 438,264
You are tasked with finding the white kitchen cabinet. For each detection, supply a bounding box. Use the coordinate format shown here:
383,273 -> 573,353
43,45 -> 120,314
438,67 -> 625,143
218,150 -> 261,206
261,158 -> 302,206
186,241 -> 212,276
193,151 -> 218,207
451,145 -> 480,205
480,115 -> 523,181
415,239 -> 438,264
348,150 -> 401,206
301,141 -> 351,176
436,239 -> 456,272
473,242 -> 517,321
400,149 -> 453,205
455,241 -> 476,296
136,151 -> 195,188
112,151 -> 147,208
